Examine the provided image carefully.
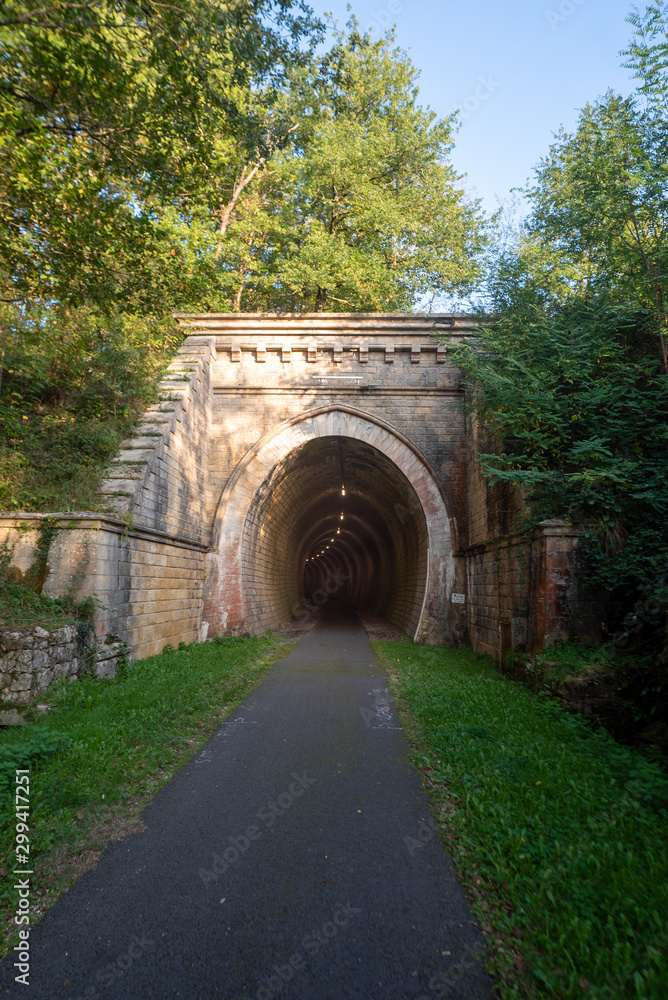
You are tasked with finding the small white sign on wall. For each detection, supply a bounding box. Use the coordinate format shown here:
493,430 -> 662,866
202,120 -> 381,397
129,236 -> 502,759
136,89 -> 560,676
451,593 -> 466,605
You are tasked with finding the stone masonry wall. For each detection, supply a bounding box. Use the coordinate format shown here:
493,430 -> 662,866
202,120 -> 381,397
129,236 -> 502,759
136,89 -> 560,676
465,537 -> 531,661
0,515 -> 206,663
178,314 -> 472,644
202,327 -> 468,550
464,403 -> 584,660
0,624 -> 126,722
99,335 -> 216,544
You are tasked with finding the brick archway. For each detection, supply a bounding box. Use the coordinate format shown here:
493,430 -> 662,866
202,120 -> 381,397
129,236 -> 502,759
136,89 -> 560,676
203,405 -> 457,643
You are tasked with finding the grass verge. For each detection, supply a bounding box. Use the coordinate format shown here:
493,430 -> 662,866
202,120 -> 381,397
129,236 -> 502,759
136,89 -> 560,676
373,640 -> 668,1000
0,633 -> 292,956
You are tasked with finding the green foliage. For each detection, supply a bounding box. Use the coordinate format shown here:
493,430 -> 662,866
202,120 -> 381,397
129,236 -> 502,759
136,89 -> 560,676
210,21 -> 487,311
0,304 -> 182,511
623,2 -> 668,116
455,299 -> 668,603
377,641 -> 668,999
501,637 -> 668,759
0,0 -> 322,311
0,731 -> 70,796
0,632 -> 291,951
524,91 -> 668,369
462,34 -> 668,661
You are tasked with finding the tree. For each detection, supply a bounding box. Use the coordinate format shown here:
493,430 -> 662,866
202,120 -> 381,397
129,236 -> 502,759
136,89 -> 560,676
623,1 -> 668,116
456,295 -> 668,603
0,0 -> 324,514
455,7 -> 668,652
524,92 -> 668,370
209,23 -> 488,312
0,0 -> 321,309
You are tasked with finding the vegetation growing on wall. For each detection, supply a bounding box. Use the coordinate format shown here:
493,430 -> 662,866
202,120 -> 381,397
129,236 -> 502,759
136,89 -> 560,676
0,306 -> 181,512
456,4 -> 668,682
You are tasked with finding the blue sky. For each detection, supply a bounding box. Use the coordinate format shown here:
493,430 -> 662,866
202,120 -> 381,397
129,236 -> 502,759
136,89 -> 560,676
307,0 -> 640,215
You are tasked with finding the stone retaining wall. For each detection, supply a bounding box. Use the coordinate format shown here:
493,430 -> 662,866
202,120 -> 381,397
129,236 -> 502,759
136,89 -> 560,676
0,514 -> 207,662
0,624 -> 126,723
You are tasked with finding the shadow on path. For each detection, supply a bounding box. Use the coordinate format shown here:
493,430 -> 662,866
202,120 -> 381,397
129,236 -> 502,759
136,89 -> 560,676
1,601 -> 494,1000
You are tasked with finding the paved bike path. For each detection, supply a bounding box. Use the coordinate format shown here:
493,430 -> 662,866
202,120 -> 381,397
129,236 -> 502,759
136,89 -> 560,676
1,602 -> 494,1000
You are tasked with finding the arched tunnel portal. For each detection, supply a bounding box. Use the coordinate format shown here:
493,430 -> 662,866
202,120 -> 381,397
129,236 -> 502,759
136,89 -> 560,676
204,407 -> 458,643
245,436 -> 429,635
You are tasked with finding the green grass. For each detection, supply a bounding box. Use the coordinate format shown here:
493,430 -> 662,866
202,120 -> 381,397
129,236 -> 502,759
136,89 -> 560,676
0,533 -> 99,630
0,633 -> 292,954
0,577 -> 90,630
374,640 -> 668,1000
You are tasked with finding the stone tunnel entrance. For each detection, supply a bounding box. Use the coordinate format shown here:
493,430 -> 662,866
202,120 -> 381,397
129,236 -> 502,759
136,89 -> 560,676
243,436 -> 429,637
204,405 -> 459,645
8,312 -> 578,664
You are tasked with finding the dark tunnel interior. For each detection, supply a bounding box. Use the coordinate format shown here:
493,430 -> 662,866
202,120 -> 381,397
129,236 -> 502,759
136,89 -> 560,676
242,436 -> 429,636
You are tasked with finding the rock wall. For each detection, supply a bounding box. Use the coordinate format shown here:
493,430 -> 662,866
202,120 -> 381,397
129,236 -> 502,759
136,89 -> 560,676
0,625 -> 126,723
99,335 -> 216,543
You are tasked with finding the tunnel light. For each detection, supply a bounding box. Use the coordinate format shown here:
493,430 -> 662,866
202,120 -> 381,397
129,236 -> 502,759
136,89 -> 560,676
340,514 -> 344,520
337,528 -> 340,534
341,487 -> 346,496
330,538 -> 334,542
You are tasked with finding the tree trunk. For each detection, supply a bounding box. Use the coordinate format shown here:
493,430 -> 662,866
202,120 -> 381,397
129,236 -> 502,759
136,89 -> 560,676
215,160 -> 264,259
233,275 -> 246,312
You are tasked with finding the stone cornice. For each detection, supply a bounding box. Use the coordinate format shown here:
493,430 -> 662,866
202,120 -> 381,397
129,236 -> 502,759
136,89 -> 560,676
174,311 -> 478,340
0,513 -> 208,552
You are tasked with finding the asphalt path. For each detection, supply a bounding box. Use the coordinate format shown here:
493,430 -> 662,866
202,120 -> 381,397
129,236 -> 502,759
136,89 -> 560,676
1,601 -> 494,1000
